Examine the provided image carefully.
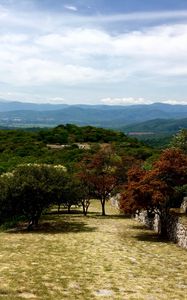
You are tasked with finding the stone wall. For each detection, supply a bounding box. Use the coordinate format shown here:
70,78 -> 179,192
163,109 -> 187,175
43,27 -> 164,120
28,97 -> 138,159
181,197 -> 187,213
110,194 -> 120,209
135,208 -> 187,249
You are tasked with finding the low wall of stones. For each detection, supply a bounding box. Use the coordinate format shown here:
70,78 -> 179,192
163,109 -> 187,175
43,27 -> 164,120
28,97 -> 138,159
135,197 -> 187,249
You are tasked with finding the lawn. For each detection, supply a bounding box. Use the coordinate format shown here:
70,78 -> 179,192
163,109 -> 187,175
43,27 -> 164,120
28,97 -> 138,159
0,201 -> 186,300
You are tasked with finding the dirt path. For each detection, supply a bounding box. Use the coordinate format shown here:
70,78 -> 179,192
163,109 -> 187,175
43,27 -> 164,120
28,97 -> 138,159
0,201 -> 186,299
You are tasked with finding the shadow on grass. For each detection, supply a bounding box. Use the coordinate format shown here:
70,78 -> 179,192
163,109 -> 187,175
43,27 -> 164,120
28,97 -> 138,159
46,209 -> 130,220
7,220 -> 97,235
131,224 -> 169,243
131,224 -> 152,230
134,232 -> 169,243
46,209 -> 83,215
86,213 -> 131,220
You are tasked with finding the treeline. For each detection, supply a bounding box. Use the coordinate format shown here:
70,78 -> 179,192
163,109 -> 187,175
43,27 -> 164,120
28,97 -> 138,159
0,147 -> 137,228
0,124 -> 153,173
0,124 -> 154,229
0,127 -> 187,239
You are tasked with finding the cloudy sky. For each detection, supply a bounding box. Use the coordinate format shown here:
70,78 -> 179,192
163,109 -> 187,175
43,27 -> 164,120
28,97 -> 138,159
0,0 -> 187,105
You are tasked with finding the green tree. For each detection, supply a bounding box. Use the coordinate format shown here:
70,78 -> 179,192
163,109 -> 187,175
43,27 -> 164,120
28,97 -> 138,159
170,129 -> 187,153
61,177 -> 83,213
0,164 -> 66,229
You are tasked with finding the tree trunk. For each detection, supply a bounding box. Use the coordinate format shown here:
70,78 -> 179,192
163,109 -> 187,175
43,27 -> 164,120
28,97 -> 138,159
158,209 -> 168,238
27,216 -> 38,230
27,219 -> 34,231
159,217 -> 168,238
68,205 -> 71,214
82,199 -> 90,216
101,198 -> 106,216
58,203 -> 61,213
82,205 -> 87,216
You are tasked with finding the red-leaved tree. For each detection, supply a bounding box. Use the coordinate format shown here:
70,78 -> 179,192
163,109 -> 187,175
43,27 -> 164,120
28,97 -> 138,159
77,148 -> 117,215
120,148 -> 187,236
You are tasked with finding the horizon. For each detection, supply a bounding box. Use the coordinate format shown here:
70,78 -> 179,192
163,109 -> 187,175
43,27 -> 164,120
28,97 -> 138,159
1,99 -> 187,107
0,0 -> 187,105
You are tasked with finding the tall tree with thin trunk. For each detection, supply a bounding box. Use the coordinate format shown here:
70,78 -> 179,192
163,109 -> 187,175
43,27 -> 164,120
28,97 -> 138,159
78,148 -> 118,216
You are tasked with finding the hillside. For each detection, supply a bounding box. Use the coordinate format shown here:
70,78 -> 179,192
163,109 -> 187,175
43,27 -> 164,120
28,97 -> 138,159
1,101 -> 187,128
0,124 -> 153,173
120,118 -> 187,134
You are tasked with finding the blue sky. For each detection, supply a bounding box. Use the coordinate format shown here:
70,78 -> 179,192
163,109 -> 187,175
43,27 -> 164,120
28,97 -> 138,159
0,0 -> 187,105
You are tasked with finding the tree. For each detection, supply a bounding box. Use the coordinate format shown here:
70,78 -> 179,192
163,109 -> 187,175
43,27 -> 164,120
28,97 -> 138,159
153,148 -> 187,187
49,166 -> 68,213
61,177 -> 83,213
0,172 -> 17,223
78,148 -> 118,216
120,148 -> 187,236
0,164 -> 67,229
170,129 -> 187,153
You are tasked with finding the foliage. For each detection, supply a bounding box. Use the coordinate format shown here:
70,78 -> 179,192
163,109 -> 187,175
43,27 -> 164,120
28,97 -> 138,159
137,134 -> 172,149
170,129 -> 187,153
120,148 -> 187,235
0,124 -> 156,223
0,164 -> 67,228
0,124 -> 151,173
121,117 -> 187,134
77,148 -> 116,215
37,124 -> 141,144
59,176 -> 84,213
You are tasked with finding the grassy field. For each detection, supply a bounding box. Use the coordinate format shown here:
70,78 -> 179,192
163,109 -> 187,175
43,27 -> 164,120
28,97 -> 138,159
0,201 -> 186,300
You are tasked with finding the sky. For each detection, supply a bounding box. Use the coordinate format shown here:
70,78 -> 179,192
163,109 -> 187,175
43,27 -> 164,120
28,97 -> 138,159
0,0 -> 187,105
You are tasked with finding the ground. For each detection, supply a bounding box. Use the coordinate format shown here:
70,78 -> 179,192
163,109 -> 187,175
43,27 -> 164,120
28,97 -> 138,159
0,201 -> 186,300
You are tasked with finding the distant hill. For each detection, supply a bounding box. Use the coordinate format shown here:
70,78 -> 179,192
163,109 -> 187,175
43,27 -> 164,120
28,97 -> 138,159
0,100 -> 68,112
0,101 -> 187,128
120,118 -> 187,134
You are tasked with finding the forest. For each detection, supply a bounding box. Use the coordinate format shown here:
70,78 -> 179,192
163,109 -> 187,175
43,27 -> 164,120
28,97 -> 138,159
0,124 -> 186,237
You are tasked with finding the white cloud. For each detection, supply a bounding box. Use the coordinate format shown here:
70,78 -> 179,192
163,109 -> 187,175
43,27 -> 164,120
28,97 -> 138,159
100,97 -> 187,106
93,10 -> 187,23
64,5 -> 78,12
0,5 -> 8,19
0,5 -> 187,103
101,97 -> 149,105
6,24 -> 186,62
1,22 -> 187,87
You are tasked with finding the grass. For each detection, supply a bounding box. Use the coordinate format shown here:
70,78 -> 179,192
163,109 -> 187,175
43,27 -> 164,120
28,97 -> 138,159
0,201 -> 186,300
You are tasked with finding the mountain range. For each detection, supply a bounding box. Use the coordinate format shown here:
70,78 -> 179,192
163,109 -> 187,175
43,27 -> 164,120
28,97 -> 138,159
0,100 -> 187,133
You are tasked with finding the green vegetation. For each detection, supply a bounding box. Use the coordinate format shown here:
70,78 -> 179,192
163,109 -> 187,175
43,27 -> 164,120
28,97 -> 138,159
1,102 -> 187,129
0,164 -> 67,228
119,118 -> 187,149
0,201 -> 186,300
0,125 -> 155,226
0,124 -> 153,173
170,129 -> 187,153
131,133 -> 173,149
0,125 -> 186,299
121,118 -> 187,134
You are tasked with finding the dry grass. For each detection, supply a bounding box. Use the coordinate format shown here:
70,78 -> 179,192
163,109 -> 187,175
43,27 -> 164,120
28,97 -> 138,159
0,201 -> 186,300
